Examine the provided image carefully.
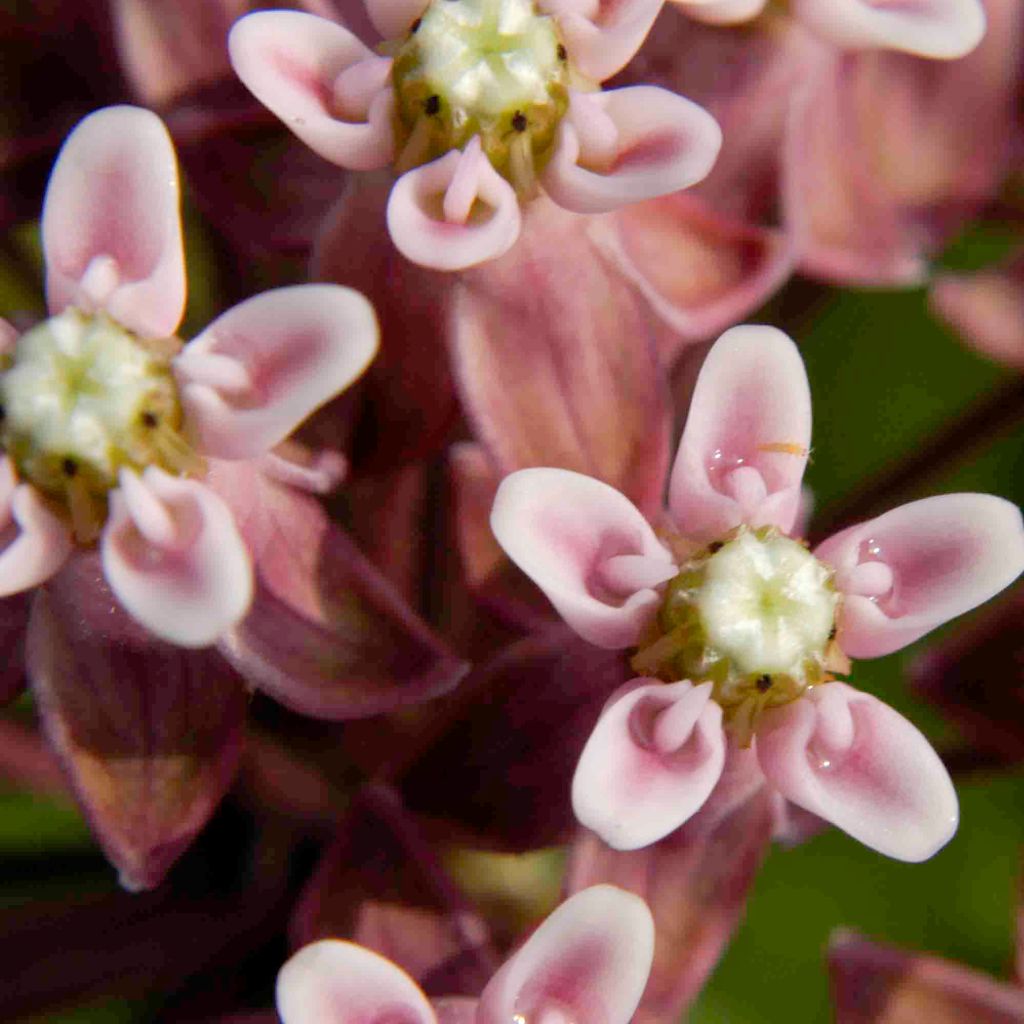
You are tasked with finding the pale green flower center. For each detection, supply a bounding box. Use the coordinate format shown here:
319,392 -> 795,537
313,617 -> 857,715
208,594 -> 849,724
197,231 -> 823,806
633,526 -> 842,737
391,0 -> 572,191
0,309 -> 199,542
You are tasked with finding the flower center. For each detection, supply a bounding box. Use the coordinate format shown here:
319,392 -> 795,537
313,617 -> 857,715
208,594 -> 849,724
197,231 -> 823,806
0,309 -> 201,542
391,0 -> 571,191
633,526 -> 842,735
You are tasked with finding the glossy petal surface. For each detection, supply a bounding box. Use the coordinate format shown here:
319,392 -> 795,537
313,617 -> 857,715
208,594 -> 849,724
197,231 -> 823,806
669,325 -> 811,540
477,885 -> 654,1024
491,468 -> 674,648
176,284 -> 379,460
42,105 -> 185,338
573,680 -> 726,849
816,494 -> 1024,658
756,682 -> 958,861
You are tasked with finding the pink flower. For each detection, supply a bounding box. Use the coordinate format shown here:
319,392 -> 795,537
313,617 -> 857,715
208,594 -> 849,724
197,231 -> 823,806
671,0 -> 987,59
491,324 -> 1024,861
227,0 -> 722,269
276,885 -> 655,1024
0,105 -> 467,889
0,104 -> 377,647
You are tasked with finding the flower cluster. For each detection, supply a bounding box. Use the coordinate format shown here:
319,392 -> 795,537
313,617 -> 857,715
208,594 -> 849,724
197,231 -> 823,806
0,1 -> 1022,1022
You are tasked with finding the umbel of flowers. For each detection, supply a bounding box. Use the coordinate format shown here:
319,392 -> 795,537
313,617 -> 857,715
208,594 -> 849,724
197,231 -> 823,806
491,325 -> 1024,861
0,105 -> 379,647
228,0 -> 722,269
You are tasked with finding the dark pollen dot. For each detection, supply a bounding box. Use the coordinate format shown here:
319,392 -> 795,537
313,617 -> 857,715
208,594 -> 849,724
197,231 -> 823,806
141,411 -> 159,428
62,457 -> 78,478
756,674 -> 772,693
557,43 -> 567,60
424,94 -> 441,115
828,625 -> 837,640
512,111 -> 527,132
410,16 -> 421,31
708,540 -> 723,553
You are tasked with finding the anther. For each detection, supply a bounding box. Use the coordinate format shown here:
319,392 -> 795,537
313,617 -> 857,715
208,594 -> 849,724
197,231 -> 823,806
424,94 -> 441,116
557,43 -> 567,60
410,16 -> 421,31
512,111 -> 528,132
708,540 -> 723,553
756,674 -> 772,694
62,457 -> 78,478
141,411 -> 159,429
828,625 -> 837,640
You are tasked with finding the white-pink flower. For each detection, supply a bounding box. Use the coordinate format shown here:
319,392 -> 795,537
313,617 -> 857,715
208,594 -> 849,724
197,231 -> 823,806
228,0 -> 722,270
0,105 -> 379,648
277,885 -> 654,1024
491,324 -> 1024,861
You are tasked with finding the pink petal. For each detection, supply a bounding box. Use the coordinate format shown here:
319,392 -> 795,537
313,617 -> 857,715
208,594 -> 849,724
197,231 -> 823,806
592,195 -> 797,347
491,468 -> 675,648
101,468 -> 254,648
547,0 -> 665,81
42,105 -> 186,338
365,0 -> 430,38
668,324 -> 811,540
816,494 -> 1024,658
572,679 -> 726,849
277,940 -> 437,1024
228,11 -> 394,171
434,999 -> 479,1024
451,197 -> 672,518
387,141 -> 522,270
175,284 -> 379,460
0,593 -> 30,706
756,681 -> 958,861
566,786 -> 773,1022
793,0 -> 986,59
542,87 -> 721,215
671,0 -> 768,23
476,886 -> 655,1024
0,462 -> 73,597
931,261 -> 1024,371
829,931 -> 1024,1022
26,553 -> 248,890
207,459 -> 466,720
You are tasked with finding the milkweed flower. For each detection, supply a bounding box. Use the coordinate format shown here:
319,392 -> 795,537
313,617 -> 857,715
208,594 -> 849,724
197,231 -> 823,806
0,104 -> 378,647
228,0 -> 722,270
277,885 -> 655,1024
491,324 -> 1024,861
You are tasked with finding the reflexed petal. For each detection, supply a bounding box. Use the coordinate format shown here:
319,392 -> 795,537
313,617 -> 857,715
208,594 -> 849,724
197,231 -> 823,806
668,324 -> 811,540
572,679 -> 726,849
542,87 -> 721,215
816,494 -> 1024,658
0,466 -> 73,597
387,142 -> 522,270
931,263 -> 1024,371
42,105 -> 185,337
491,468 -> 675,648
672,0 -> 768,23
829,931 -> 1024,1022
229,11 -> 394,171
548,0 -> 664,81
26,554 -> 248,890
477,886 -> 654,1024
756,682 -> 958,861
592,195 -> 796,346
277,940 -> 437,1024
566,787 -> 773,1022
793,0 -> 986,59
208,460 -> 466,719
452,197 -> 672,517
175,284 -> 379,460
101,468 -> 254,648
